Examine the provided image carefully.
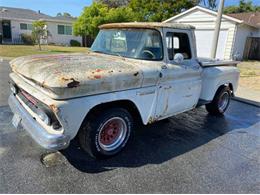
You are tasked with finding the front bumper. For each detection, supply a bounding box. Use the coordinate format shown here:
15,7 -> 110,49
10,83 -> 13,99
8,94 -> 70,150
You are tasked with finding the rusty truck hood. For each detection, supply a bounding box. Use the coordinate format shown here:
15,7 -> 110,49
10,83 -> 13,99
10,52 -> 151,99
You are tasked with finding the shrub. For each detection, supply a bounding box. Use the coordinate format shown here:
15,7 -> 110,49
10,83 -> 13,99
21,33 -> 35,45
70,39 -> 81,47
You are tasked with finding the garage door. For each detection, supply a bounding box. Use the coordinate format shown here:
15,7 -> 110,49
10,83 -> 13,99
195,29 -> 228,59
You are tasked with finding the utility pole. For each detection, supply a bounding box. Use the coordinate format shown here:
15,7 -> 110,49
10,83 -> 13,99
211,0 -> 225,59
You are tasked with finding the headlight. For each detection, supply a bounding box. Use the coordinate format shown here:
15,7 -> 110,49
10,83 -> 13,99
36,109 -> 51,125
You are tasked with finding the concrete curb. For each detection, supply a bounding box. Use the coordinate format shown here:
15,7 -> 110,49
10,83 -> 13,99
232,97 -> 260,108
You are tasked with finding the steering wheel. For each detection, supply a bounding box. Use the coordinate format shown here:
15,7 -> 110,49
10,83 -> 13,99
141,50 -> 156,59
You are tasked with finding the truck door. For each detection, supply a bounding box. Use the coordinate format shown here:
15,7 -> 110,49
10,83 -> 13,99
155,29 -> 202,119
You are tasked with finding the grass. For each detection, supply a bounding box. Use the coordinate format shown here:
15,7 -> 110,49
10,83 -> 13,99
237,61 -> 260,91
0,45 -> 88,58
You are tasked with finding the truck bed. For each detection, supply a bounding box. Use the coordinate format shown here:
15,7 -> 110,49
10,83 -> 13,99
198,58 -> 239,67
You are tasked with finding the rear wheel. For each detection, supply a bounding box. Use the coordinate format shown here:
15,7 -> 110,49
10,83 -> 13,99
78,108 -> 133,159
206,86 -> 231,115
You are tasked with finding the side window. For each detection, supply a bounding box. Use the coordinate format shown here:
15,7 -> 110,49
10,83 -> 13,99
166,32 -> 192,60
20,23 -> 32,30
58,25 -> 65,35
20,23 -> 27,30
58,25 -> 72,35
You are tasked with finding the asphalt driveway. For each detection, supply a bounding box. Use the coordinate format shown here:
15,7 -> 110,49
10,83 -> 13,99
0,59 -> 259,193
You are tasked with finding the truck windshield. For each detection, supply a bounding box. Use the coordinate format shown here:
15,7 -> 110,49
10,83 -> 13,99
91,29 -> 163,61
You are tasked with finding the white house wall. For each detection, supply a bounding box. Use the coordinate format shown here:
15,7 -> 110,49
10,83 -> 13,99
166,9 -> 237,60
46,21 -> 81,46
2,18 -> 81,45
9,19 -> 33,42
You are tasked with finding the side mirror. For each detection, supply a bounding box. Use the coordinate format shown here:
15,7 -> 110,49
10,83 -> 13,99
174,53 -> 184,64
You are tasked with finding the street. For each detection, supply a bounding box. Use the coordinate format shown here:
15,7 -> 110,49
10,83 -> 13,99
0,59 -> 259,193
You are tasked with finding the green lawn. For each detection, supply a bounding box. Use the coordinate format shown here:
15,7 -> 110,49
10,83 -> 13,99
0,45 -> 88,58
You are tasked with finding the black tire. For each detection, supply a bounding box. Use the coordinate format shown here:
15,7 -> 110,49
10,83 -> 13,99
206,86 -> 231,115
78,108 -> 133,159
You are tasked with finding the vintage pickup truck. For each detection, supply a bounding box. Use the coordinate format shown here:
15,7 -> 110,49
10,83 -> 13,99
9,22 -> 239,158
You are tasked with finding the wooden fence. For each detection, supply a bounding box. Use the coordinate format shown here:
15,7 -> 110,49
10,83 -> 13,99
243,37 -> 260,60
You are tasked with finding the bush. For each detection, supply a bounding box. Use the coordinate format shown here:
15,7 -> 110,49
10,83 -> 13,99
70,39 -> 81,47
21,34 -> 35,45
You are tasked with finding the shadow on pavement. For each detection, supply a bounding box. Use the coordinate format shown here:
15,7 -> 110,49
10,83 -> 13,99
61,101 -> 260,173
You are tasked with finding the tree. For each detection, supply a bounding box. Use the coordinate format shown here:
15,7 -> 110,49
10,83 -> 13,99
73,2 -> 136,39
129,0 -> 197,22
129,0 -> 218,22
32,21 -> 50,50
224,0 -> 260,14
56,12 -> 72,17
74,0 -> 218,40
198,0 -> 217,9
93,0 -> 130,8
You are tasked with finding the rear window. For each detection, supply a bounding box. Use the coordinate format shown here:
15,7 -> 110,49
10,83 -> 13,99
166,32 -> 192,60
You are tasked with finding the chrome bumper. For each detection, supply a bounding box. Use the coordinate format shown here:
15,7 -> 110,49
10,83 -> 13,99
8,94 -> 70,150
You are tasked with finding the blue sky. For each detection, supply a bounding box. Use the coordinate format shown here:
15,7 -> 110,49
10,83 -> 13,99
1,0 -> 259,17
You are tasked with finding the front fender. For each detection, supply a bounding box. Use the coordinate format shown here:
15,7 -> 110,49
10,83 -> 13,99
57,86 -> 158,139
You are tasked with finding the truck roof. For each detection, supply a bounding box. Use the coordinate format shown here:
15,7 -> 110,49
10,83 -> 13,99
99,22 -> 195,30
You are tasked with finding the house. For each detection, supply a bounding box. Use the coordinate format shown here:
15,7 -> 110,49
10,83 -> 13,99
0,6 -> 82,46
163,6 -> 260,60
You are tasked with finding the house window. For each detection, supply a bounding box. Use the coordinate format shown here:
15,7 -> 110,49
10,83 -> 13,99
166,32 -> 192,60
57,25 -> 72,35
20,23 -> 32,30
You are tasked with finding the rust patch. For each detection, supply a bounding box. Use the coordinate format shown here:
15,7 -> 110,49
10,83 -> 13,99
49,104 -> 59,113
41,81 -> 48,88
67,79 -> 80,88
134,72 -> 139,76
94,75 -> 102,79
60,77 -> 71,82
148,117 -> 157,124
60,77 -> 80,88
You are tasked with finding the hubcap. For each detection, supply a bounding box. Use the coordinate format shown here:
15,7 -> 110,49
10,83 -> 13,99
98,117 -> 127,151
218,92 -> 229,112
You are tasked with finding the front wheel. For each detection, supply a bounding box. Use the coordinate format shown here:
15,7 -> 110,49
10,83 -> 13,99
78,108 -> 133,159
206,86 -> 231,115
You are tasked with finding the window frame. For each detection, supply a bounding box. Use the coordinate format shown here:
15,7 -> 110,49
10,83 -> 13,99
91,28 -> 165,61
57,24 -> 72,35
20,23 -> 32,30
165,30 -> 193,62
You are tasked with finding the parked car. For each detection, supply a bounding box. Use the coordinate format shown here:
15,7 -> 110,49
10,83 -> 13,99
8,22 -> 239,159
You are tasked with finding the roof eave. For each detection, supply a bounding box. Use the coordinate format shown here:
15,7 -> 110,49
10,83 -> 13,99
163,5 -> 243,24
0,16 -> 75,24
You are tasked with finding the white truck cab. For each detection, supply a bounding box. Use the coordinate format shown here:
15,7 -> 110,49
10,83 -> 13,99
9,22 -> 239,158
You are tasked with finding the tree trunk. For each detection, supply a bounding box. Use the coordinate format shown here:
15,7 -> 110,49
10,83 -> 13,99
38,38 -> 41,51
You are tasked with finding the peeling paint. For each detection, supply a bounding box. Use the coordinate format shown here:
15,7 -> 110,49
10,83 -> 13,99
9,52 -> 147,99
99,22 -> 195,30
49,104 -> 59,113
67,79 -> 80,88
93,75 -> 102,79
134,72 -> 139,76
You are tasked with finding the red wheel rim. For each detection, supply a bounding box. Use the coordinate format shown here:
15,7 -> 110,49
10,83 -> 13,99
100,120 -> 121,145
98,117 -> 127,151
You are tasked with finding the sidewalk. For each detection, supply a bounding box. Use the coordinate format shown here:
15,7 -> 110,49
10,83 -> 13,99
234,86 -> 260,107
